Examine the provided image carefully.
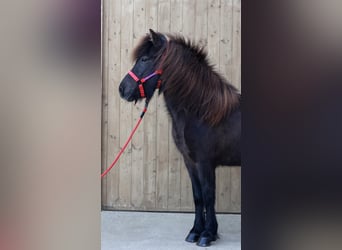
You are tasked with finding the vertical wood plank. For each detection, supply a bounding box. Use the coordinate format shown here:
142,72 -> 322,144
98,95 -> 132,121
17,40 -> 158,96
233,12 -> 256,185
142,0 -> 159,209
156,0 -> 170,210
130,0 -> 146,209
219,0 -> 234,82
229,0 -> 241,212
230,167 -> 241,212
207,0 -> 220,68
180,0 -> 196,211
216,169 -> 231,212
105,0 -> 122,208
216,0 -> 234,213
118,0 -> 134,208
232,0 -> 241,89
194,0 -> 207,45
170,0 -> 183,33
182,0 -> 195,36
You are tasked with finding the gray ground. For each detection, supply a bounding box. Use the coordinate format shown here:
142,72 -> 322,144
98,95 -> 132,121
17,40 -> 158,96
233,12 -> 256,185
101,211 -> 241,250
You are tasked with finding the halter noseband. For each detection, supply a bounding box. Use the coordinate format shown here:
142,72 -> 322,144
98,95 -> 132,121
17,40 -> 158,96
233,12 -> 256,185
128,69 -> 163,98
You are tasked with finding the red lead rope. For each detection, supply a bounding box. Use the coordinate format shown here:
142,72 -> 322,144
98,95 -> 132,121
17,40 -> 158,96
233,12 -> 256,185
101,104 -> 148,178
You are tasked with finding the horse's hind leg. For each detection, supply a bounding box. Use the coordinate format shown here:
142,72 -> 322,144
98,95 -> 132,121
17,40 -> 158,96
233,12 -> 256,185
197,161 -> 218,247
184,159 -> 205,243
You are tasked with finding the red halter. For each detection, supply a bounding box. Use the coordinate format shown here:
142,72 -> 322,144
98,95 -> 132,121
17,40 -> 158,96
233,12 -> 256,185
128,69 -> 163,98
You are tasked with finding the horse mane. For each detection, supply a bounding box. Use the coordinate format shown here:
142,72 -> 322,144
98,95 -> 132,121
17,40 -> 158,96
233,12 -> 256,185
133,32 -> 240,126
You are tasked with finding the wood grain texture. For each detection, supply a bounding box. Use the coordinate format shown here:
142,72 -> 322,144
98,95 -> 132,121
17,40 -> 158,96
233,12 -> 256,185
102,0 -> 241,213
104,0 -> 122,208
118,0 -> 133,208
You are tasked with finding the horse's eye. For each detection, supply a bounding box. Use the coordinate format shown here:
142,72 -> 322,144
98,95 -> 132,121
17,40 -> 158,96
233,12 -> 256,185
141,56 -> 149,62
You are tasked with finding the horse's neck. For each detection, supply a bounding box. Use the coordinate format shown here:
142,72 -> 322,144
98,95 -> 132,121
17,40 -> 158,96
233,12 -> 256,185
164,94 -> 187,125
164,96 -> 180,121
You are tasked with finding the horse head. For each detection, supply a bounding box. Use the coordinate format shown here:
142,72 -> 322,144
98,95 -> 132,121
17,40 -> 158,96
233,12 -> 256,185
119,29 -> 167,103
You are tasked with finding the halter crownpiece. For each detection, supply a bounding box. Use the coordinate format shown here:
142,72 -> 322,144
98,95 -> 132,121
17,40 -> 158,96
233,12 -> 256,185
128,69 -> 163,98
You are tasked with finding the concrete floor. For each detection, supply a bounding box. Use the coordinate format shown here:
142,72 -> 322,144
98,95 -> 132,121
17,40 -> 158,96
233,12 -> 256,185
101,211 -> 241,250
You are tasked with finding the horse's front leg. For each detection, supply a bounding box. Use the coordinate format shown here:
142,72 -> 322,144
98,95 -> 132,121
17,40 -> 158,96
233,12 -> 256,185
197,161 -> 218,247
184,159 -> 205,243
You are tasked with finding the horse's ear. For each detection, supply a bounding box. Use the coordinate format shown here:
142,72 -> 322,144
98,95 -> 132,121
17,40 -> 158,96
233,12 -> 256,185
149,29 -> 163,48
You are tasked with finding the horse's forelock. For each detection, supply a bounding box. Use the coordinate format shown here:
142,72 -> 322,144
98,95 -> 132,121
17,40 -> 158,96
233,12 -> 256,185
131,35 -> 152,62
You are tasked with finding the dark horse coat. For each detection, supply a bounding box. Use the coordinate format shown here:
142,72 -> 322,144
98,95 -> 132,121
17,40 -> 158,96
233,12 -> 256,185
119,29 -> 241,247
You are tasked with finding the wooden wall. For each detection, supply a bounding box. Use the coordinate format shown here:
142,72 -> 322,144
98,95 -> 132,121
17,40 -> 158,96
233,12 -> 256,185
102,0 -> 241,213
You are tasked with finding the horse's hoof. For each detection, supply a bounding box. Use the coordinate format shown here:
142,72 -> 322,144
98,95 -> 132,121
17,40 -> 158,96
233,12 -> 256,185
196,236 -> 212,247
196,233 -> 217,247
185,232 -> 200,243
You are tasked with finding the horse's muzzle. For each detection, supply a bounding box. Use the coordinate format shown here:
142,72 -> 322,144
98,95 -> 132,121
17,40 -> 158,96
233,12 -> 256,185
119,84 -> 134,102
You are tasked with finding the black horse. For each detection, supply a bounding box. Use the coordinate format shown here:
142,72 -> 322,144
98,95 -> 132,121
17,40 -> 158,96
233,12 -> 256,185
119,29 -> 241,247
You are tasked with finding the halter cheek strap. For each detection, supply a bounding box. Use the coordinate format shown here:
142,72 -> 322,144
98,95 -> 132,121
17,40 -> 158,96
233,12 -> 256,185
128,70 -> 163,98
